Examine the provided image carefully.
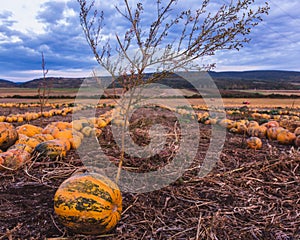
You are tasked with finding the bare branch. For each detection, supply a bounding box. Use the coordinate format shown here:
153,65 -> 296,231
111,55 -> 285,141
38,52 -> 50,127
77,0 -> 269,182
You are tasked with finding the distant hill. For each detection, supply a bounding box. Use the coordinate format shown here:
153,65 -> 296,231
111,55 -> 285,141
1,70 -> 300,90
209,70 -> 300,90
21,77 -> 85,88
209,70 -> 300,81
0,79 -> 17,88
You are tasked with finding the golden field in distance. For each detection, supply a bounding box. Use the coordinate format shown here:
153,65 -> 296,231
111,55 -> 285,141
0,87 -> 299,108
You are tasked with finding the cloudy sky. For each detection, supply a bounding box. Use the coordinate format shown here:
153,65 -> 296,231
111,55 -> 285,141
0,0 -> 299,82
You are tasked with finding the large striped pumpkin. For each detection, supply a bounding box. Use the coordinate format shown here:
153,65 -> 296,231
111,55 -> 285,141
34,139 -> 67,159
54,173 -> 122,235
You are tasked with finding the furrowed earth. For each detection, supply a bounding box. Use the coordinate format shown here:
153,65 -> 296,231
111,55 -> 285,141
0,104 -> 299,240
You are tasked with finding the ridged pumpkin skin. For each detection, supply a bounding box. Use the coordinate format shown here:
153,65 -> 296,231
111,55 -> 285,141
277,130 -> 296,145
0,122 -> 18,151
32,133 -> 54,142
16,124 -> 42,137
69,135 -> 82,149
218,119 -> 235,129
267,127 -> 284,140
9,143 -> 34,154
236,122 -> 248,134
0,149 -> 31,170
246,137 -> 262,150
34,139 -> 67,159
51,121 -> 71,131
71,120 -> 84,131
266,121 -> 279,128
247,126 -> 267,138
42,125 -> 60,136
81,126 -> 93,137
247,121 -> 259,128
96,118 -> 107,128
16,136 -> 41,149
54,173 -> 122,235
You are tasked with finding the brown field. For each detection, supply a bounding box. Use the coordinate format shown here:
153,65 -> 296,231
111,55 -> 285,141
241,89 -> 300,96
106,97 -> 298,109
202,98 -> 299,108
1,87 -> 299,108
0,104 -> 299,239
0,88 -> 79,97
0,87 -> 198,98
1,97 -> 299,109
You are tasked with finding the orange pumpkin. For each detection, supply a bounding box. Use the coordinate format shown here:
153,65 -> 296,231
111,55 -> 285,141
32,134 -> 55,142
57,137 -> 71,151
246,137 -> 262,150
17,116 -> 24,122
53,129 -> 73,140
247,126 -> 267,138
204,119 -> 211,125
0,122 -> 19,151
9,143 -> 34,154
42,125 -> 60,136
96,118 -> 108,128
229,128 -> 238,134
247,121 -> 259,128
267,127 -> 285,140
72,130 -> 84,140
0,149 -> 31,170
51,121 -> 71,131
236,122 -> 248,134
209,118 -> 218,125
277,130 -> 296,145
17,124 -> 43,137
265,120 -> 279,128
218,119 -> 236,129
16,136 -> 41,149
0,116 -> 6,122
69,135 -> 82,149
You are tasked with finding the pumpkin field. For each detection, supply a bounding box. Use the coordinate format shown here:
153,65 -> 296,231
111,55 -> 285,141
0,99 -> 299,239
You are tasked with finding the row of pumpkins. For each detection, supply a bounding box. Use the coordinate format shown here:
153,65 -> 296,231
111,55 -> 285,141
0,102 -> 67,109
0,109 -> 113,170
193,104 -> 300,120
0,103 -> 113,123
0,106 -> 81,123
197,112 -> 300,149
111,104 -> 300,149
168,106 -> 300,149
